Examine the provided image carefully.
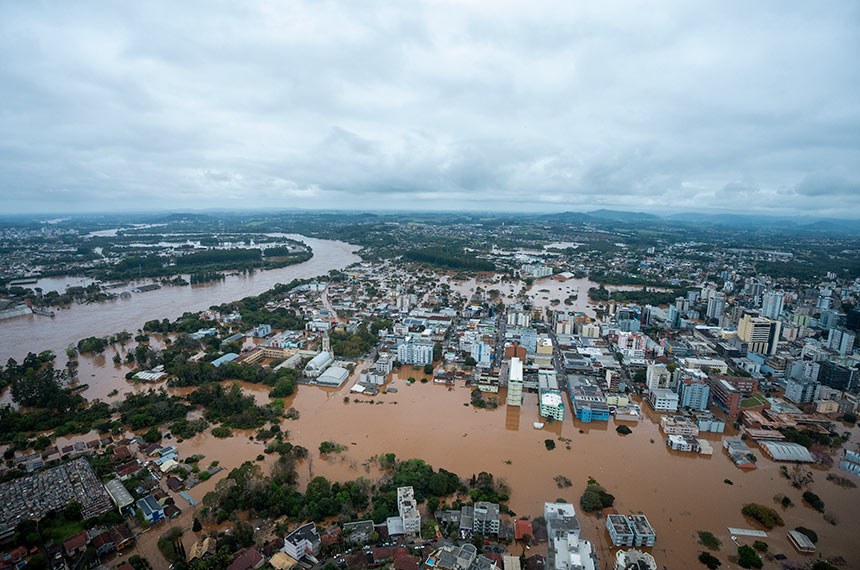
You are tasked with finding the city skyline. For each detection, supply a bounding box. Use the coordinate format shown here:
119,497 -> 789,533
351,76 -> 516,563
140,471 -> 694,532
2,1 -> 859,216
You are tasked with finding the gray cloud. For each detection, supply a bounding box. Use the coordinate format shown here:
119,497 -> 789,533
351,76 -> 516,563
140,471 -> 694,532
1,1 -> 859,216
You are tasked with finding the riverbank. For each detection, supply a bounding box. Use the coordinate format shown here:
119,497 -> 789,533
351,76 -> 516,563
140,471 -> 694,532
0,235 -> 361,362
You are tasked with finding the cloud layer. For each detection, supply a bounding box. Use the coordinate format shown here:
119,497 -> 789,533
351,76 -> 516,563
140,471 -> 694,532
1,1 -> 859,216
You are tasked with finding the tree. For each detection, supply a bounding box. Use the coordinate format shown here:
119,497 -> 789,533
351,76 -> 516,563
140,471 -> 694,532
698,552 -> 721,569
144,428 -> 162,443
423,364 -> 434,375
737,545 -> 762,569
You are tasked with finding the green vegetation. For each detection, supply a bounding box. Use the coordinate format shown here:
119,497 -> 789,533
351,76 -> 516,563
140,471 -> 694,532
752,540 -> 767,552
170,418 -> 209,439
588,285 -> 679,305
188,383 -> 280,429
698,552 -> 721,569
77,336 -> 108,354
615,425 -> 632,435
544,439 -> 556,451
736,545 -> 763,569
319,441 -> 347,455
739,393 -> 769,409
211,426 -> 232,438
697,531 -> 721,551
403,247 -> 495,271
741,503 -> 784,529
329,324 -> 380,357
579,478 -> 615,512
802,490 -> 825,512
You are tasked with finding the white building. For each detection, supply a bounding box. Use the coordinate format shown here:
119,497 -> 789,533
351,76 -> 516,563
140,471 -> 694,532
827,328 -> 856,357
507,357 -> 524,406
304,351 -> 333,378
761,291 -> 785,320
545,502 -> 596,570
397,337 -> 435,365
645,363 -> 672,391
397,486 -> 421,536
648,388 -> 679,412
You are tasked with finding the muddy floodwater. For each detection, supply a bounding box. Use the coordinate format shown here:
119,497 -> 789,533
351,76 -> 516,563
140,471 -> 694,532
142,376 -> 860,569
0,235 -> 361,362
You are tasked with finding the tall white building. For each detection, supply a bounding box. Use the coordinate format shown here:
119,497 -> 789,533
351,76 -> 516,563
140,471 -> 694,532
397,337 -> 434,365
545,502 -> 597,570
827,327 -> 856,357
761,291 -> 785,320
646,363 -> 672,391
706,292 -> 726,320
397,486 -> 421,536
507,357 -> 524,406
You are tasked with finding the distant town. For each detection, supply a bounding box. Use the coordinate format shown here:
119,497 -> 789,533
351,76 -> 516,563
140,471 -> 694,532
0,210 -> 858,570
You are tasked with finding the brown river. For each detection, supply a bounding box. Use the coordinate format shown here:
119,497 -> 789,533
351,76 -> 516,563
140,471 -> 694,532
0,235 -> 361,363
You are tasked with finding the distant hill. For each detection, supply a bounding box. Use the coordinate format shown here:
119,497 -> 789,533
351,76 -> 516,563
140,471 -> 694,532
587,209 -> 660,221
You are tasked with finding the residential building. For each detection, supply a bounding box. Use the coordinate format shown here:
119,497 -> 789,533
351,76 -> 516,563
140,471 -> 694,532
545,502 -> 597,570
539,371 -> 565,421
827,327 -> 856,356
507,307 -> 531,328
397,338 -> 435,366
282,523 -> 321,561
706,292 -> 726,321
614,549 -> 657,570
737,315 -> 781,356
473,502 -> 501,536
645,363 -> 672,391
648,388 -> 679,412
507,357 -> 524,407
397,486 -> 421,536
136,495 -> 163,524
706,375 -> 759,418
784,378 -> 821,404
676,371 -> 710,411
760,291 -> 784,320
606,515 -> 634,547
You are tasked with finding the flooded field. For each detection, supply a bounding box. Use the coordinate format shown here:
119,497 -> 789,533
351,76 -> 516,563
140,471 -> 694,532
126,375 -> 860,569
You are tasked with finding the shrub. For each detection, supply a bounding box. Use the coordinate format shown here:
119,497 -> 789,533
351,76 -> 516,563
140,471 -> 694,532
579,480 -> 615,512
802,491 -> 825,512
752,540 -> 768,552
544,439 -> 556,451
615,425 -> 632,435
741,503 -> 784,529
698,552 -> 721,569
737,545 -> 763,569
211,426 -> 232,438
697,531 -> 721,551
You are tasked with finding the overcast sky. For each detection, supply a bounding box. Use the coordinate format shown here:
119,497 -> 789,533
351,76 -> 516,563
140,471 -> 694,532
1,1 -> 859,216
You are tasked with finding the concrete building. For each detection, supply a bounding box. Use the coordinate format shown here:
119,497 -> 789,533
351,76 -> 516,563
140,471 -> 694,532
760,291 -> 785,320
645,363 -> 672,391
676,372 -> 710,411
539,370 -> 565,421
614,549 -> 657,570
784,377 -> 821,404
827,327 -> 856,356
737,315 -> 781,356
136,495 -> 163,524
545,502 -> 597,570
706,292 -> 726,321
397,486 -> 421,536
282,523 -> 321,561
473,502 -> 500,536
397,337 -> 435,366
818,361 -> 857,391
648,388 -> 679,412
507,357 -> 524,406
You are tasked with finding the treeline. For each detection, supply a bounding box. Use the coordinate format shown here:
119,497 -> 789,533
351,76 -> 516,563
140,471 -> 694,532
588,272 -> 676,287
188,383 -> 281,430
201,454 -> 508,526
588,285 -> 681,306
403,247 -> 495,271
190,272 -> 225,285
330,324 -> 380,357
175,248 -> 261,267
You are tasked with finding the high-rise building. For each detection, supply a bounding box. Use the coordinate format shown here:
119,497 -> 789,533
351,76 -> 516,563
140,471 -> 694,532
827,327 -> 856,356
646,363 -> 672,391
818,361 -> 858,391
675,371 -> 710,411
397,486 -> 421,536
397,337 -> 434,365
760,291 -> 785,320
737,315 -> 781,356
545,502 -> 597,570
506,357 -> 524,406
706,292 -> 726,320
